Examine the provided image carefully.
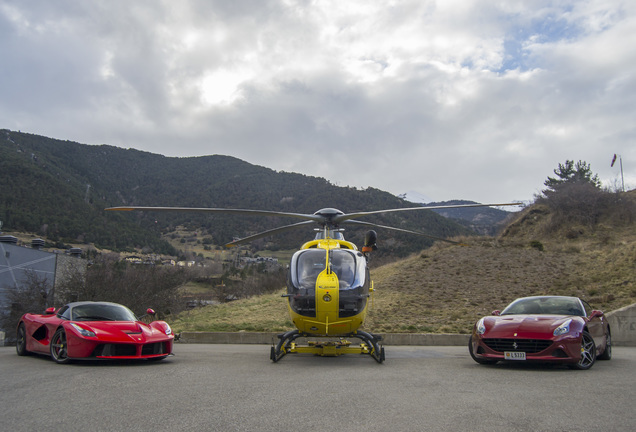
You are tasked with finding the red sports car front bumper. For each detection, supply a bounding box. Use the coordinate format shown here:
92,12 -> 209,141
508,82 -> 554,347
66,330 -> 173,360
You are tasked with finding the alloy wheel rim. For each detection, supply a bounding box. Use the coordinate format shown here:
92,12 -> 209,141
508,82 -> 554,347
17,326 -> 26,350
578,334 -> 595,368
52,332 -> 67,360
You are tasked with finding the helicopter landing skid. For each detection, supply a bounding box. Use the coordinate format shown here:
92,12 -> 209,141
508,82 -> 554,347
270,330 -> 385,363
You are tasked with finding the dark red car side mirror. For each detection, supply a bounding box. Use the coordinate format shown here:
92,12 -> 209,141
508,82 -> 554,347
492,310 -> 501,316
590,310 -> 604,319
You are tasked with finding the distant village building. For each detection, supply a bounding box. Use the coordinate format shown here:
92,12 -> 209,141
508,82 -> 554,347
238,256 -> 280,272
124,255 -> 143,264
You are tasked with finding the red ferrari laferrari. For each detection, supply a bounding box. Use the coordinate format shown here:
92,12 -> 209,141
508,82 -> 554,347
469,296 -> 611,370
16,301 -> 174,364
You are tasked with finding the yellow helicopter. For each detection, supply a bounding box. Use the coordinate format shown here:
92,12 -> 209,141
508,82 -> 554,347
107,202 -> 519,363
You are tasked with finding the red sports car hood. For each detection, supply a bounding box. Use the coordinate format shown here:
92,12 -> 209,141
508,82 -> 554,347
70,321 -> 165,342
484,315 -> 575,339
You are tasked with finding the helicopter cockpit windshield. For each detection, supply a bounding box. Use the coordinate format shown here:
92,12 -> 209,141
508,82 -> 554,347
287,248 -> 370,317
314,230 -> 345,240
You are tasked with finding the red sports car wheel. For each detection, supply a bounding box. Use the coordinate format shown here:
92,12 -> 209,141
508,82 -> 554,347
50,328 -> 71,364
16,323 -> 30,356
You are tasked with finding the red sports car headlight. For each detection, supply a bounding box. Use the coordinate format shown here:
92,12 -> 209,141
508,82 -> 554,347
70,323 -> 96,337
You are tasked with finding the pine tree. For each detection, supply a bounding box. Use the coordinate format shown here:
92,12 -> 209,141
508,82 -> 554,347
543,160 -> 601,194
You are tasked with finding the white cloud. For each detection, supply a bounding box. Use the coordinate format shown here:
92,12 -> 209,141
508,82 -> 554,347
1,0 -> 635,204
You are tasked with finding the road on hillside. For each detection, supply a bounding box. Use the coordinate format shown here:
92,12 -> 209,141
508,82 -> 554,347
2,344 -> 635,431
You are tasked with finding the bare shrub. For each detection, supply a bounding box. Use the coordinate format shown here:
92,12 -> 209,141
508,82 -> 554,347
537,182 -> 635,235
538,182 -> 603,231
215,265 -> 286,302
56,254 -> 188,318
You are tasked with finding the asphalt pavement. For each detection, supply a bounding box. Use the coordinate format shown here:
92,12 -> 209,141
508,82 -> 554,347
2,344 -> 635,431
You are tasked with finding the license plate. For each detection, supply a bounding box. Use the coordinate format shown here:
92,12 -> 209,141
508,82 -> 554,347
504,351 -> 526,360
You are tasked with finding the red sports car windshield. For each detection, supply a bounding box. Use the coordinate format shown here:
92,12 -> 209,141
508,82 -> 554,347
501,296 -> 585,316
59,303 -> 138,321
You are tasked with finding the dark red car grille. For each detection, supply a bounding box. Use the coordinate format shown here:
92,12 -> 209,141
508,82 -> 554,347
483,338 -> 553,353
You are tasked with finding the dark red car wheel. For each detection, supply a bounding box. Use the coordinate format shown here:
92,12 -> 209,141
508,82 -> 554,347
468,336 -> 497,365
569,331 -> 596,370
598,330 -> 612,361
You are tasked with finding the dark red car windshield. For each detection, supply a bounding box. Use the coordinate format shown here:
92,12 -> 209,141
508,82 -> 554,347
501,297 -> 585,316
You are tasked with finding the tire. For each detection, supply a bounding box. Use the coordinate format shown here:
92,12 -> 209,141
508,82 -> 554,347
50,328 -> 71,364
468,336 -> 497,365
16,323 -> 30,356
598,329 -> 612,361
569,330 -> 596,370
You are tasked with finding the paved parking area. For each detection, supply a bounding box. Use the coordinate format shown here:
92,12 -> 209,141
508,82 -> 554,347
2,344 -> 635,431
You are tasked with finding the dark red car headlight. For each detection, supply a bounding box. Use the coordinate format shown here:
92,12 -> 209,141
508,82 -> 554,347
553,319 -> 572,336
476,318 -> 486,335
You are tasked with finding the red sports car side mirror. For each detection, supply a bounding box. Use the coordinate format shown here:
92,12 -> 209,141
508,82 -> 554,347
146,308 -> 156,316
492,310 -> 501,316
44,307 -> 56,315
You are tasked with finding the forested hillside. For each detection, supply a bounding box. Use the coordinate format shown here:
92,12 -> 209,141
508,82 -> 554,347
1,129 -> 491,256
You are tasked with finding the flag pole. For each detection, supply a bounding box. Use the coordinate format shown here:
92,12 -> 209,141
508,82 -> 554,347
611,154 -> 625,192
620,156 -> 624,192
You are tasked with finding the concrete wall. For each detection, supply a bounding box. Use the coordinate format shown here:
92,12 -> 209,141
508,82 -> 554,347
606,303 -> 636,347
178,303 -> 636,347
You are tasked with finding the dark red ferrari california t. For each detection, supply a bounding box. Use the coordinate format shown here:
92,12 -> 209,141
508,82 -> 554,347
469,296 -> 611,370
16,301 -> 174,364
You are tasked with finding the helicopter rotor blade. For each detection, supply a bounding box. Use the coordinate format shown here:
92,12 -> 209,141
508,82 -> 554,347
333,202 -> 522,224
342,220 -> 466,245
225,220 -> 316,247
105,206 -> 325,222
105,202 -> 519,246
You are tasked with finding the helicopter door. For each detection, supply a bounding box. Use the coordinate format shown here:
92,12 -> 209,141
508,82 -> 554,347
287,249 -> 326,317
331,249 -> 369,317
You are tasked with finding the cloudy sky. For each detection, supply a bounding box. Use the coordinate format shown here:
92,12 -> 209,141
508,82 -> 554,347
1,0 -> 634,205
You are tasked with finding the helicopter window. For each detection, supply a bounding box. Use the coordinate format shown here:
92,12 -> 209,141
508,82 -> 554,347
294,249 -> 326,290
314,230 -> 345,240
330,250 -> 356,289
340,250 -> 370,289
288,248 -> 370,318
290,249 -> 367,290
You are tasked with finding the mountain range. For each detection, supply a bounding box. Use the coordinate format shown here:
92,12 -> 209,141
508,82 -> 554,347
1,129 -> 514,256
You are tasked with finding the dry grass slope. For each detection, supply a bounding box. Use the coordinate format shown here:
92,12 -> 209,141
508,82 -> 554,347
169,189 -> 636,334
